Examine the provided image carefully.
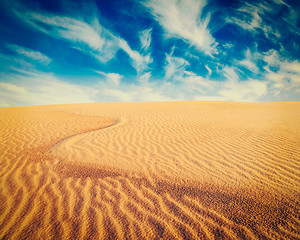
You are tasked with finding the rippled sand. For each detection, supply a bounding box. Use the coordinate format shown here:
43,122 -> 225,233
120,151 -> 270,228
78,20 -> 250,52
0,101 -> 299,239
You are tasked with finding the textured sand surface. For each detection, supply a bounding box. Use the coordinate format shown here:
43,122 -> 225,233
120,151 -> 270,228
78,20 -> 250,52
0,101 -> 300,239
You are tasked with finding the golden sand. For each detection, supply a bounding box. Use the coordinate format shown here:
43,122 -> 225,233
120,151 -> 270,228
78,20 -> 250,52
0,101 -> 299,239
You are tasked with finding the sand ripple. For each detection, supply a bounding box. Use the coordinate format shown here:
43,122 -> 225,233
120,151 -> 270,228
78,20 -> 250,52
1,102 -> 300,239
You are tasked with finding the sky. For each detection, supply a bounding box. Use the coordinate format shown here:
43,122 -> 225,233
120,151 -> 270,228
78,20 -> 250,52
0,0 -> 300,107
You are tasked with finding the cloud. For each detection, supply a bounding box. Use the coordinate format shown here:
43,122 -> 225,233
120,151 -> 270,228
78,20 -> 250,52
184,71 -> 213,89
0,52 -> 35,72
97,75 -> 173,102
17,10 -> 119,63
6,43 -> 52,64
282,61 -> 300,75
94,71 -> 123,87
263,49 -> 281,72
189,66 -> 268,102
162,50 -> 222,98
118,38 -> 152,73
263,49 -> 300,85
218,67 -> 267,101
226,1 -> 279,38
138,72 -> 152,85
0,69 -> 97,107
11,2 -> 152,73
101,88 -> 135,102
205,65 -> 212,77
0,82 -> 27,94
30,15 -> 104,50
265,60 -> 300,99
145,0 -> 217,55
226,0 -> 300,45
193,95 -> 226,101
219,79 -> 267,102
164,48 -> 189,80
237,49 -> 260,73
139,28 -> 152,51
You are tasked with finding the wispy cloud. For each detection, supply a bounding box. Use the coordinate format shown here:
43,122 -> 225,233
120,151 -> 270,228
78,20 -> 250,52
97,73 -> 173,102
11,2 -> 152,73
101,88 -> 135,102
14,9 -> 119,63
226,1 -> 277,38
138,72 -> 152,85
118,38 -> 152,73
219,67 -> 267,101
265,59 -> 300,99
164,48 -> 189,80
6,43 -> 52,64
164,54 -> 269,102
145,0 -> 217,55
139,28 -> 152,51
237,48 -> 260,73
163,49 -> 220,98
0,69 -> 97,107
205,65 -> 212,77
94,71 -> 123,87
226,0 -> 299,45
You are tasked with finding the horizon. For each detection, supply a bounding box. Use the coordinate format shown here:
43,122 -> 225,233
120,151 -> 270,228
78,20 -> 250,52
1,0 -> 300,107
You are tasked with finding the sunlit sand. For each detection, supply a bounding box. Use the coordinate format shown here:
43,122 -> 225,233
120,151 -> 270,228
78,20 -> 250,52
0,101 -> 299,239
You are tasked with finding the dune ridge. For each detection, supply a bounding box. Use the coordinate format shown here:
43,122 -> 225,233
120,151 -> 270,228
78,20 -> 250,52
0,101 -> 300,239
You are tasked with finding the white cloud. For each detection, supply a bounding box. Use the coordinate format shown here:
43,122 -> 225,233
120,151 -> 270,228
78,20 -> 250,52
29,14 -> 105,51
219,66 -> 267,101
138,72 -> 152,85
97,78 -> 173,103
184,71 -> 213,89
0,69 -> 97,107
101,88 -> 135,102
94,71 -> 123,87
265,60 -> 300,97
226,0 -> 299,43
6,43 -> 52,64
237,49 -> 260,73
164,49 -> 189,80
194,95 -> 226,101
0,82 -> 27,94
263,49 -> 281,72
140,28 -> 152,51
145,0 -> 216,55
12,6 -> 119,63
106,73 -> 123,87
0,52 -> 35,72
135,86 -> 174,102
118,38 -> 152,73
219,79 -> 267,102
12,3 -> 152,73
205,65 -> 212,77
282,61 -> 300,75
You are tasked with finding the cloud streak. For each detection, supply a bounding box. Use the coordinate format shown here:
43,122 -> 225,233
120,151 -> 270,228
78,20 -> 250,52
15,9 -> 119,63
11,2 -> 151,73
0,69 -> 97,107
6,43 -> 52,64
118,38 -> 152,73
140,28 -> 152,51
145,0 -> 217,55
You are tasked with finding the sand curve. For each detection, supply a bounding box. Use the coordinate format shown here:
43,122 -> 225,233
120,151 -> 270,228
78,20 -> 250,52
1,101 -> 300,239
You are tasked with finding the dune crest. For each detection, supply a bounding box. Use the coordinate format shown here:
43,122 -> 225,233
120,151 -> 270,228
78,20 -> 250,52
1,102 -> 300,239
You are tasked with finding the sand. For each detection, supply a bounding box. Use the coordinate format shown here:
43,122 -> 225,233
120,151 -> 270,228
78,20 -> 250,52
0,101 -> 299,239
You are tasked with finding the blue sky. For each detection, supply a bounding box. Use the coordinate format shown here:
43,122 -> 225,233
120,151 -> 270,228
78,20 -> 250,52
0,0 -> 299,107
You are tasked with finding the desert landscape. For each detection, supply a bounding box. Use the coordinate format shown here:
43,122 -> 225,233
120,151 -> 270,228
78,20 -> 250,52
0,101 -> 299,239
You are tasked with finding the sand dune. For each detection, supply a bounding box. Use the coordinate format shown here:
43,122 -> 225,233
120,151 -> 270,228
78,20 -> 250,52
0,101 -> 299,239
